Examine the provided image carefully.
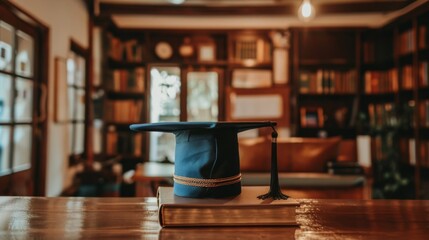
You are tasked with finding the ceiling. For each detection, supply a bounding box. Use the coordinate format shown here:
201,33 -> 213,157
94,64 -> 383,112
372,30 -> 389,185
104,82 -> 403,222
96,0 -> 428,29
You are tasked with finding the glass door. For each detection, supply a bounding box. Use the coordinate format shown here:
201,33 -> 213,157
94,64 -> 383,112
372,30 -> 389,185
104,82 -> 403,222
149,66 -> 181,162
0,3 -> 46,195
186,71 -> 220,122
148,66 -> 222,162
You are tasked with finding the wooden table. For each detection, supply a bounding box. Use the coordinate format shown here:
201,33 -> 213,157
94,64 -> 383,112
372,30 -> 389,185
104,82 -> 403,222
133,162 -> 370,199
1,196 -> 429,239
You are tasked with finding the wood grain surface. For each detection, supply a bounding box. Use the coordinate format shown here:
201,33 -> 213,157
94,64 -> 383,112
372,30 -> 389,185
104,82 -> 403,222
1,197 -> 429,239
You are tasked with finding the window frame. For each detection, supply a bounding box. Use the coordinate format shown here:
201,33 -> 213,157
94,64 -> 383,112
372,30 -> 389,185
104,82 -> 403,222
67,40 -> 89,166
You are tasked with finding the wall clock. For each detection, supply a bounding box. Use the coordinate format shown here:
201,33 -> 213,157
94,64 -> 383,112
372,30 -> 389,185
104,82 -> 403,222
155,41 -> 173,60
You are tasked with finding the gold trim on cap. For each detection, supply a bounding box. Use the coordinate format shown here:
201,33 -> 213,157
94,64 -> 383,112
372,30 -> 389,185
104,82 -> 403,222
173,173 -> 242,188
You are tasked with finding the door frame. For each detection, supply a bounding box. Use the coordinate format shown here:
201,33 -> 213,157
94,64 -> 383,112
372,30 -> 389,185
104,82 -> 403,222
0,1 -> 49,196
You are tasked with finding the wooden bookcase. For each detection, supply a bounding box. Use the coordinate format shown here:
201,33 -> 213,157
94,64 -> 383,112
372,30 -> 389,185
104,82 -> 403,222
91,27 -> 148,185
359,4 -> 429,199
291,28 -> 360,139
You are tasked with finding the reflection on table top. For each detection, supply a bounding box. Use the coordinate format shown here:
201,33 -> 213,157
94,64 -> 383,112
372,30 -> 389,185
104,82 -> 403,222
1,196 -> 429,239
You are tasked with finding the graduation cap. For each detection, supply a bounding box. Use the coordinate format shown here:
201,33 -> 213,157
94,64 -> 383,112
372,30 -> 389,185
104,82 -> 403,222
130,121 -> 288,200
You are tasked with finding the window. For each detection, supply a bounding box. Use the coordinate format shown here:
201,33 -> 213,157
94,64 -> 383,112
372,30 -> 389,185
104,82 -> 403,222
149,66 -> 181,162
67,42 -> 87,164
0,20 -> 34,175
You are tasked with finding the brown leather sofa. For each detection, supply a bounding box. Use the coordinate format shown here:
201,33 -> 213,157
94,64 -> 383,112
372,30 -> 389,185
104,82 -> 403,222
239,136 -> 341,173
238,136 -> 369,199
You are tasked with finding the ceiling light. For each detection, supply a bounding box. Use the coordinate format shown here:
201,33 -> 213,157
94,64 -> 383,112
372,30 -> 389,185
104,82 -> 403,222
168,0 -> 186,5
298,0 -> 315,21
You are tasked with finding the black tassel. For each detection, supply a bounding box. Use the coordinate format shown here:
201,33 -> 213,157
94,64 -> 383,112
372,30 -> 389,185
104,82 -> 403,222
258,125 -> 289,200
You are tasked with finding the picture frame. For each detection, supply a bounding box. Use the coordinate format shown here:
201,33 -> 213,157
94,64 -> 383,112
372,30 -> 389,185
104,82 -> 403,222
300,107 -> 324,128
225,87 -> 290,127
54,57 -> 69,123
197,43 -> 216,62
232,69 -> 272,88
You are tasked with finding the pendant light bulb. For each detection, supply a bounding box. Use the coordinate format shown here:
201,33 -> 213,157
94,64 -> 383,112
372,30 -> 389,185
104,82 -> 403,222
169,0 -> 186,5
298,0 -> 315,21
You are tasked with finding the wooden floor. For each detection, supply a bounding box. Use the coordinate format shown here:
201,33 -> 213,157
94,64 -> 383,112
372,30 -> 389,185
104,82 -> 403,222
1,196 -> 429,239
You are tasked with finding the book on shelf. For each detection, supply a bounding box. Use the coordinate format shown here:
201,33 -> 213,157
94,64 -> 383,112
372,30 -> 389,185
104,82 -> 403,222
363,41 -> 375,64
419,25 -> 427,49
419,100 -> 429,127
371,135 -> 384,161
398,29 -> 415,55
157,186 -> 300,227
401,65 -> 414,90
419,61 -> 429,87
419,139 -> 429,168
409,138 -> 416,166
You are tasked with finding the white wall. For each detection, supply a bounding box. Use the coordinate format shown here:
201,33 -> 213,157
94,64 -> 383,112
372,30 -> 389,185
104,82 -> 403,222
10,0 -> 89,196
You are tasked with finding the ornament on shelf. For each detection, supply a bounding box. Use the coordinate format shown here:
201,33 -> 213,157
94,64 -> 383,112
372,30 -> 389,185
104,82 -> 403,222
179,37 -> 194,58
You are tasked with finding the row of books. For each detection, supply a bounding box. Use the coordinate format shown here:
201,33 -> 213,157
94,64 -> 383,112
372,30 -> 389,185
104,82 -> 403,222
363,63 -> 429,93
399,138 -> 429,168
106,127 -> 143,156
107,34 -> 143,62
398,29 -> 415,55
234,38 -> 271,63
105,100 -> 143,122
298,69 -> 357,94
419,100 -> 429,128
363,25 -> 429,64
107,68 -> 145,92
371,136 -> 413,163
368,102 -> 416,128
364,69 -> 398,93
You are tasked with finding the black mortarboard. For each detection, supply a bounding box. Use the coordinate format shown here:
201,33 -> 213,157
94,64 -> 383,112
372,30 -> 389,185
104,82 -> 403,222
130,121 -> 288,199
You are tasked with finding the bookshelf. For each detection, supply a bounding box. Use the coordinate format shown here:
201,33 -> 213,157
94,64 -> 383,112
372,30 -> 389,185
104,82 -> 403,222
92,27 -> 147,182
417,12 -> 429,199
359,5 -> 429,198
291,28 -> 359,139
